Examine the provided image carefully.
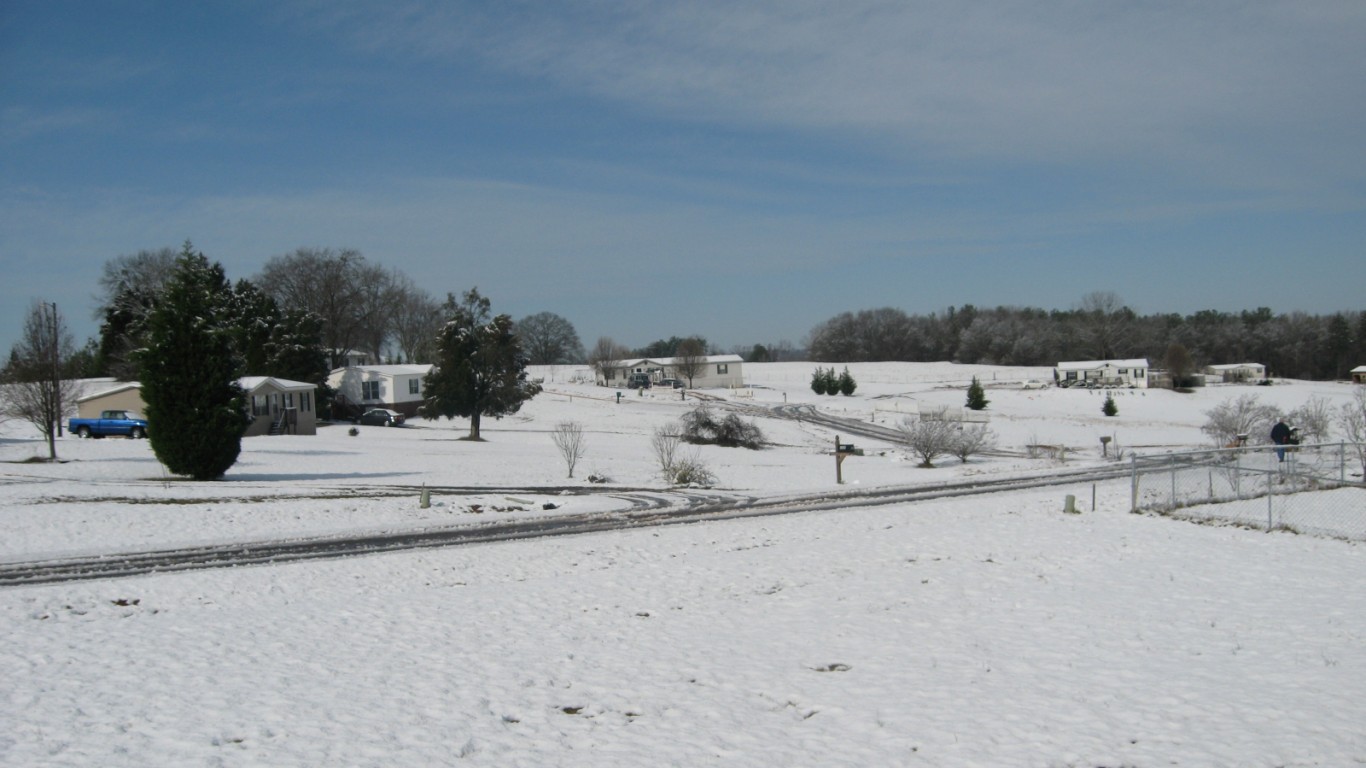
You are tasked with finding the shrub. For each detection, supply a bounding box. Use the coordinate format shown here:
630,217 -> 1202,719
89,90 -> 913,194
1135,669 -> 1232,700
949,425 -> 997,463
679,404 -> 765,449
1202,394 -> 1278,447
899,417 -> 959,468
1102,393 -> 1118,417
651,423 -> 683,479
668,456 -> 717,487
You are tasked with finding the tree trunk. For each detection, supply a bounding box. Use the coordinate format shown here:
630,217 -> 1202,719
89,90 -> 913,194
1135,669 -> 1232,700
468,411 -> 481,441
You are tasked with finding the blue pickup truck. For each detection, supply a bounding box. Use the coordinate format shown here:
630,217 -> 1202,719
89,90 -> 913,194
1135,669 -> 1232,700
69,410 -> 149,439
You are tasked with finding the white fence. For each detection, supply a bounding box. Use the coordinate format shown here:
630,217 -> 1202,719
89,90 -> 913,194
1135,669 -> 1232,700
1130,443 -> 1366,541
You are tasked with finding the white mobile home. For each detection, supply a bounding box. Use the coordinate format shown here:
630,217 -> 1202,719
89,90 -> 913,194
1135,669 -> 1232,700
328,364 -> 433,418
598,355 -> 744,389
1054,359 -> 1150,389
1204,363 -> 1266,383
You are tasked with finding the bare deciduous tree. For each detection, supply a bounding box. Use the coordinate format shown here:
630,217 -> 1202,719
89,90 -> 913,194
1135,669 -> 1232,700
673,337 -> 706,387
1339,388 -> 1366,479
587,336 -> 630,385
551,420 -> 587,478
387,272 -> 444,364
1,302 -> 81,461
257,248 -> 389,365
899,417 -> 959,468
517,312 -> 585,365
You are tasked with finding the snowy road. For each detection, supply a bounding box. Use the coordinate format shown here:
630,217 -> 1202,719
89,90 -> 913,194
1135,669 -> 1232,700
0,465 -> 1133,587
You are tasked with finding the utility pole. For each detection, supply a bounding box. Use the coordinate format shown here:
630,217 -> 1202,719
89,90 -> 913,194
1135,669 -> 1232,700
46,302 -> 63,437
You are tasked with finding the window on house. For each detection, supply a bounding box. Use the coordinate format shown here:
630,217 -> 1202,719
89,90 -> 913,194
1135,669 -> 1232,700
409,378 -> 419,395
717,363 -> 728,374
252,395 -> 269,417
284,393 -> 294,409
362,381 -> 380,400
301,392 -> 311,412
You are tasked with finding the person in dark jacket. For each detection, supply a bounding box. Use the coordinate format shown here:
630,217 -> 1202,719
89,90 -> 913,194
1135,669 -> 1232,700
1270,419 -> 1292,462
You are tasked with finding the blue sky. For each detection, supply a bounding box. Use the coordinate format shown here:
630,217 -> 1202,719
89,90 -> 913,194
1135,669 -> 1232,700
3,1 -> 1364,357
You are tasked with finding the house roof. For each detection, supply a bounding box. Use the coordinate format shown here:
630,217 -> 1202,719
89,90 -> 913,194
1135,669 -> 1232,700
1055,359 -> 1149,371
331,364 -> 433,377
239,376 -> 317,392
75,381 -> 141,404
1353,365 -> 1366,374
621,354 -> 744,367
1206,363 -> 1265,371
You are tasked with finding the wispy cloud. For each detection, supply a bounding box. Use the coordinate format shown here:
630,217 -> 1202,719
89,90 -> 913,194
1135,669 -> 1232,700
291,1 -> 1366,191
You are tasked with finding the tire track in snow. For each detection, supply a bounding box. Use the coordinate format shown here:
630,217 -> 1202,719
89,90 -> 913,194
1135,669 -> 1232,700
0,467 -> 1129,588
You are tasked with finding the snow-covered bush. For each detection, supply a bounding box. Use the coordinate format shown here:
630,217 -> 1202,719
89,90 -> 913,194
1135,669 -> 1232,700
949,425 -> 997,463
899,417 -> 958,468
1202,394 -> 1279,447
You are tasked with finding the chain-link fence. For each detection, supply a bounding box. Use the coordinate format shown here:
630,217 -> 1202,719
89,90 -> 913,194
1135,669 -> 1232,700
1130,443 -> 1366,541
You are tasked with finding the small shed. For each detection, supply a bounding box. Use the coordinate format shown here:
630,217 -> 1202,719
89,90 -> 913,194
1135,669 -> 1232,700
1352,365 -> 1366,384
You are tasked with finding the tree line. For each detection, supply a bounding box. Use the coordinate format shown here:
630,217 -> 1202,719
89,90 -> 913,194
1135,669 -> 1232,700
806,292 -> 1366,380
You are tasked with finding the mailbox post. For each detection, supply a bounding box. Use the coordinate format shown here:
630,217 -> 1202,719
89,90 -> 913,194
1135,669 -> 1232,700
835,435 -> 857,484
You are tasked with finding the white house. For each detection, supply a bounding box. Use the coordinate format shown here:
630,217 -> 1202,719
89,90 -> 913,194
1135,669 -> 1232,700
1053,359 -> 1150,388
598,355 -> 745,389
328,364 -> 433,418
1352,365 -> 1366,384
1204,363 -> 1266,383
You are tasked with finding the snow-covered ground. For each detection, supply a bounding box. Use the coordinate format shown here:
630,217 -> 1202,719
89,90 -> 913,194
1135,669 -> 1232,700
2,363 -> 1363,766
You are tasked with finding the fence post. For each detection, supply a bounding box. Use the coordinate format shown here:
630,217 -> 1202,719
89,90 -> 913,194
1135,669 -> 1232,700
1130,454 -> 1138,513
1267,449 -> 1275,532
1169,454 -> 1177,512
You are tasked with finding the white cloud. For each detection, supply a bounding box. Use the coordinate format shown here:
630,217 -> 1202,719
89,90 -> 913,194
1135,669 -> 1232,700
293,1 -> 1366,188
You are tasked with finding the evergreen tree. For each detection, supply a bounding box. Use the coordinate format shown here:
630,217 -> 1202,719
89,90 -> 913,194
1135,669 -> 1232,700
420,288 -> 541,440
838,366 -> 857,396
265,309 -> 329,384
138,242 -> 248,480
1102,392 -> 1118,416
966,376 -> 989,410
811,367 -> 828,395
224,278 -> 280,375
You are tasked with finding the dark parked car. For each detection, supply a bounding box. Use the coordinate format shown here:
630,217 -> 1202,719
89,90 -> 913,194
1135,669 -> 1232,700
626,373 -> 652,389
659,378 -> 686,389
357,408 -> 405,426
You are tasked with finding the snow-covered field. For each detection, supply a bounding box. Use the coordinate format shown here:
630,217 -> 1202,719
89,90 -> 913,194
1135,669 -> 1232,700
3,363 -> 1363,766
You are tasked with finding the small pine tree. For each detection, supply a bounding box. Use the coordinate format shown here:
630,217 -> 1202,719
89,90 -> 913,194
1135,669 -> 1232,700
966,376 -> 989,411
838,367 -> 857,396
811,366 -> 838,395
1102,392 -> 1118,416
